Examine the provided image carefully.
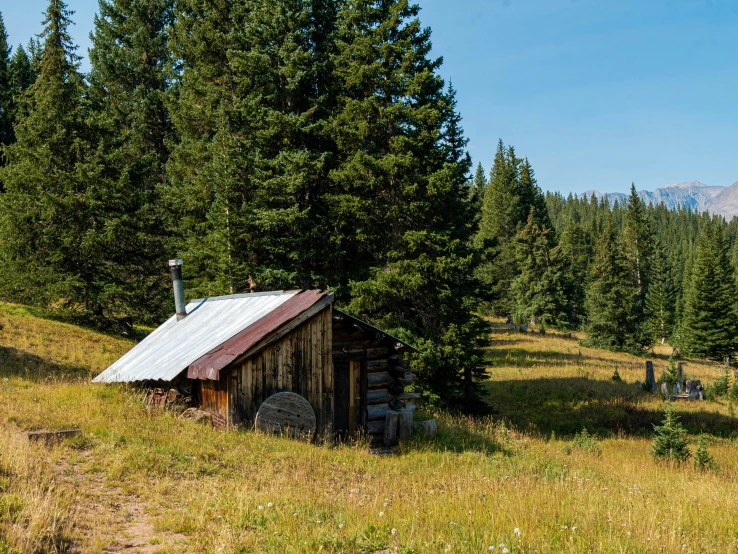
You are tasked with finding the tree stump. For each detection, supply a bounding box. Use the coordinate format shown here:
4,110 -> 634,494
398,411 -> 413,441
645,361 -> 655,391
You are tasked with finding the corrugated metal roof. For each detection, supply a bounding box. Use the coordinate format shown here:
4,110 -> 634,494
188,290 -> 331,380
92,291 -> 300,383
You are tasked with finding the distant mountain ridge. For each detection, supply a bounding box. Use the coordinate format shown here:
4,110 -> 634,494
581,181 -> 738,219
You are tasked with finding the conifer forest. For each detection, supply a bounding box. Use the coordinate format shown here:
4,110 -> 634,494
1,0 -> 737,412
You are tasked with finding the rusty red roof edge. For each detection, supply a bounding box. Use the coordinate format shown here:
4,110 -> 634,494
187,290 -> 329,381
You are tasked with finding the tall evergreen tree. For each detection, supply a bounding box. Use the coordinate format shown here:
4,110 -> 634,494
511,210 -> 569,329
645,246 -> 675,344
681,221 -> 737,359
473,161 -> 487,190
334,0 -> 487,409
584,218 -> 644,351
559,218 -> 591,326
167,0 -> 338,297
624,183 -> 654,315
518,158 -> 550,232
476,140 -> 520,314
0,0 -> 98,314
86,0 -> 175,322
9,46 -> 35,100
0,12 -> 12,151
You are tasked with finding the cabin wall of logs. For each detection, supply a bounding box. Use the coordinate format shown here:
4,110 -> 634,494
331,310 -> 417,444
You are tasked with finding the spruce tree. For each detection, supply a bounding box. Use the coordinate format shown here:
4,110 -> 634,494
651,402 -> 691,463
477,140 -> 520,314
559,218 -> 590,326
693,433 -> 718,472
584,217 -> 644,351
167,0 -> 337,297
334,0 -> 487,409
0,0 -> 97,312
9,46 -> 35,101
681,221 -> 737,359
511,210 -> 569,329
86,0 -> 175,323
0,12 -> 12,150
473,162 -> 487,191
645,247 -> 675,344
624,183 -> 653,311
518,158 -> 551,232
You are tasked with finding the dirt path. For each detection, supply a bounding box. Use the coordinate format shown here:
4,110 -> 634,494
56,454 -> 191,553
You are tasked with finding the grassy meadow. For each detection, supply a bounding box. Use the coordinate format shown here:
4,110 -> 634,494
2,304 -> 738,553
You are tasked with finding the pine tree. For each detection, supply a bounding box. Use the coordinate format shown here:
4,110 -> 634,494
0,12 -> 12,150
477,140 -> 520,314
681,221 -> 737,359
559,218 -> 590,326
693,433 -> 718,472
86,0 -> 175,323
584,217 -> 644,351
167,0 -> 337,297
9,45 -> 35,101
518,158 -> 551,232
651,403 -> 691,463
511,210 -> 569,329
335,0 -> 487,409
645,246 -> 675,344
624,183 -> 654,321
0,0 -> 98,314
473,162 -> 487,190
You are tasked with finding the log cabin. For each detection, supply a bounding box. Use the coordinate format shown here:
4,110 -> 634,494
93,261 -> 419,442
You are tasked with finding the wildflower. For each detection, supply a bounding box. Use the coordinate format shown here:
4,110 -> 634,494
379,512 -> 385,517
292,513 -> 298,517
488,547 -> 495,552
391,528 -> 397,535
502,548 -> 510,554
339,524 -> 344,529
514,528 -> 521,536
267,502 -> 273,508
257,505 -> 264,511
572,526 -> 577,532
317,520 -> 322,524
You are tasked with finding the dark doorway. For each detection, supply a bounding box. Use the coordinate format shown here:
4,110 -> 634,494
333,361 -> 351,439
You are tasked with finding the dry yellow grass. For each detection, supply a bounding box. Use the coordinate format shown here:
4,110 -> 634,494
2,305 -> 738,553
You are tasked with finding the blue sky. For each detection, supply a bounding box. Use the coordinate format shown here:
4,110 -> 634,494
3,0 -> 737,195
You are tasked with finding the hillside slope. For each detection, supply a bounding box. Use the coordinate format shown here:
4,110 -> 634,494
2,305 -> 738,553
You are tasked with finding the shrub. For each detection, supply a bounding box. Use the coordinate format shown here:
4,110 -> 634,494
706,372 -> 730,400
693,433 -> 718,472
729,374 -> 738,403
651,403 -> 691,463
611,368 -> 621,382
659,356 -> 679,388
569,427 -> 601,456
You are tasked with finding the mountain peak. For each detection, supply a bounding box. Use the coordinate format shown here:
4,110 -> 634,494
579,181 -> 733,215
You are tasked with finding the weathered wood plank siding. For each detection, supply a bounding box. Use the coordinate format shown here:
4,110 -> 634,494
228,307 -> 333,434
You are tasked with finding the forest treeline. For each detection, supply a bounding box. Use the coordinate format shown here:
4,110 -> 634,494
0,0 -> 735,411
473,141 -> 738,361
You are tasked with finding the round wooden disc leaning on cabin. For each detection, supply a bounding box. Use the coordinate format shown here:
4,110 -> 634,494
255,392 -> 317,439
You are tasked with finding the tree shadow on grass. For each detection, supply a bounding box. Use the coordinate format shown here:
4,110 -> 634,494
484,376 -> 738,439
484,347 -> 617,369
0,346 -> 91,381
